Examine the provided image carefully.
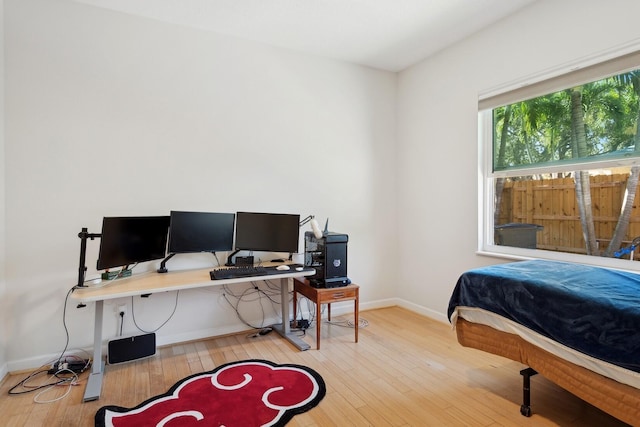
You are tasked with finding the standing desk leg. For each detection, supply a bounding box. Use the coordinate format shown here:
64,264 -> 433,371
272,278 -> 310,351
83,300 -> 105,402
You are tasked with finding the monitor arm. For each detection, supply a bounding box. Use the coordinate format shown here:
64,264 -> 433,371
77,227 -> 101,288
157,253 -> 176,273
225,249 -> 241,266
299,215 -> 315,226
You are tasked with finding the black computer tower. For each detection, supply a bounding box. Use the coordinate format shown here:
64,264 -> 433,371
304,231 -> 349,288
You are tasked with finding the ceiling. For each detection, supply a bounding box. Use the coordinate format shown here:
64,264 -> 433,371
75,0 -> 537,72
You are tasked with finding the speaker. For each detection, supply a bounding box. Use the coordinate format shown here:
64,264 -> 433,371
107,333 -> 156,364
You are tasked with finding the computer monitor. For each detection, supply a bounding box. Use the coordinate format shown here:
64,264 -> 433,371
168,211 -> 235,254
235,212 -> 300,253
97,216 -> 170,270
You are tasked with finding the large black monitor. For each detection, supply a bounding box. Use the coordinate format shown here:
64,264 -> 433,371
97,216 -> 170,270
168,211 -> 235,253
235,212 -> 300,253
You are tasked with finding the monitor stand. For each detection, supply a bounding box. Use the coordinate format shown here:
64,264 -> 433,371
157,252 -> 221,273
225,249 -> 241,266
157,253 -> 176,273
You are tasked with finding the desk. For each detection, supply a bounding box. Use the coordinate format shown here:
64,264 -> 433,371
292,278 -> 359,350
70,267 -> 314,402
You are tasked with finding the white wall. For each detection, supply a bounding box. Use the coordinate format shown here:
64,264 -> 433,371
0,0 -> 7,379
11,0 -> 638,376
4,0 -> 397,370
396,0 -> 640,321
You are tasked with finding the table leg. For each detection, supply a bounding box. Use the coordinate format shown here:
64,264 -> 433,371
355,293 -> 359,343
316,300 -> 321,350
83,300 -> 105,402
272,278 -> 310,351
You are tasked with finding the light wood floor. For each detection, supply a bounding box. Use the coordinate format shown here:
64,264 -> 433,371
0,306 -> 631,426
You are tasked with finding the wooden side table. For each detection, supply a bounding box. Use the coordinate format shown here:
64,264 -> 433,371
292,277 -> 359,350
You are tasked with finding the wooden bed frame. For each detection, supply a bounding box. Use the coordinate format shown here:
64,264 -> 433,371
455,317 -> 640,425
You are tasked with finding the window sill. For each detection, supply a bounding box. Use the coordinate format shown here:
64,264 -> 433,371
476,247 -> 640,274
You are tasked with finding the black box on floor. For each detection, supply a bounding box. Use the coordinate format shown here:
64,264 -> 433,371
107,333 -> 156,364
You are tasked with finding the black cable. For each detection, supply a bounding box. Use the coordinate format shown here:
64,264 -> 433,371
257,280 -> 282,305
9,284 -> 94,396
294,295 -> 317,327
7,369 -> 75,395
221,279 -> 305,333
119,311 -> 124,336
53,286 -> 76,369
131,291 -> 180,334
213,251 -> 222,267
221,280 -> 285,329
222,287 -> 264,329
256,287 -> 283,322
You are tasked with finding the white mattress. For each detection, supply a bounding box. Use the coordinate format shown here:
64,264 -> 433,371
451,306 -> 640,390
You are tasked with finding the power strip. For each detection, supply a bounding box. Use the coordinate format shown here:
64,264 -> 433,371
48,359 -> 91,374
290,319 -> 310,329
101,269 -> 132,280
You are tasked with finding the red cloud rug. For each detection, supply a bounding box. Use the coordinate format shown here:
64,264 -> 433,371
95,359 -> 326,427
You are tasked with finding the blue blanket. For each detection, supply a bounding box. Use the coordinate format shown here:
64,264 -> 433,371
447,260 -> 640,373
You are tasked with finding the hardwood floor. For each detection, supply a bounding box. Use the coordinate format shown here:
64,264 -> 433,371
0,306 -> 631,426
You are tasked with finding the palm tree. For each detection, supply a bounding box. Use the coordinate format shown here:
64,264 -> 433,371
604,71 -> 640,257
570,86 -> 599,255
494,104 -> 511,225
494,73 -> 640,258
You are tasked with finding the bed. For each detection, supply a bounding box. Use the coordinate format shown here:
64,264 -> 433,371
447,260 -> 640,425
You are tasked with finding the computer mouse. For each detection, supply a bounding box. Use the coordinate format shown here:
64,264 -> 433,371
276,265 -> 290,271
295,266 -> 304,271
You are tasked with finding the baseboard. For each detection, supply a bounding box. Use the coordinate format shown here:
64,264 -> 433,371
395,298 -> 449,324
130,299 -> 440,354
359,298 -> 400,313
153,314 -> 283,347
4,298 -> 447,374
6,348 -> 96,374
0,361 -> 8,385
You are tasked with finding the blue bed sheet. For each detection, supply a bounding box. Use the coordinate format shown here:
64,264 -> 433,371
447,260 -> 640,372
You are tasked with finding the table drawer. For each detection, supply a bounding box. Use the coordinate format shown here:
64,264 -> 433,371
317,288 -> 358,303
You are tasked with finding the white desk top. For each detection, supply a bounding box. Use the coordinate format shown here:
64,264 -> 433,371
71,267 -> 314,302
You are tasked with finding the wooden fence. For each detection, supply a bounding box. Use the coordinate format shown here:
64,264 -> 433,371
498,174 -> 640,257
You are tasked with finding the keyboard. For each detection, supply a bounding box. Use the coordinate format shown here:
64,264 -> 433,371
210,266 -> 268,280
210,264 -> 313,280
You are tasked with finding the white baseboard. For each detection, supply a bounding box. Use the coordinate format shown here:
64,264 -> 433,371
6,348 -> 95,373
0,362 -> 7,385
5,297 -> 449,374
291,296 -> 449,324
395,298 -> 450,324
154,315 -> 282,347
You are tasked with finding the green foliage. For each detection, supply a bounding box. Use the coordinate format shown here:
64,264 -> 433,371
493,70 -> 640,171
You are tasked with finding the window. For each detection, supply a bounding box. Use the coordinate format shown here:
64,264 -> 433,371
479,48 -> 640,270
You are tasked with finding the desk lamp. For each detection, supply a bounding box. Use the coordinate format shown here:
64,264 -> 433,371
299,215 -> 323,239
